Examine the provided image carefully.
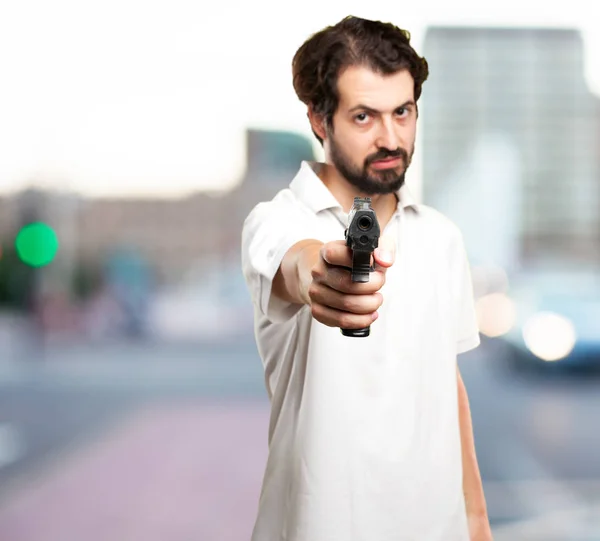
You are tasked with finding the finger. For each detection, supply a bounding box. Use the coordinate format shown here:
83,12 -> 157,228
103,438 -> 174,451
320,241 -> 352,268
373,234 -> 395,271
308,283 -> 383,315
310,302 -> 379,329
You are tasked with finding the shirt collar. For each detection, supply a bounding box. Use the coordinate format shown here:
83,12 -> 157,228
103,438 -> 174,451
289,160 -> 419,215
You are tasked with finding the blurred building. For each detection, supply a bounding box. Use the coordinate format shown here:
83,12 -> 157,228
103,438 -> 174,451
75,128 -> 315,284
421,27 -> 600,272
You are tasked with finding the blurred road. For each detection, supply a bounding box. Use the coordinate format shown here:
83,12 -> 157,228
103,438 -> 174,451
0,334 -> 599,540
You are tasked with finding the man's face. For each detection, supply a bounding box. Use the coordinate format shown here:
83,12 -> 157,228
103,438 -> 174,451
324,65 -> 417,195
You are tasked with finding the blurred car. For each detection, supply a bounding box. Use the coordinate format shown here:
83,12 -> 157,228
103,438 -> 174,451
497,267 -> 600,373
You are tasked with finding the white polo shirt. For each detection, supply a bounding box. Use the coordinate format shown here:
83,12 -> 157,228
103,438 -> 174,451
241,161 -> 480,541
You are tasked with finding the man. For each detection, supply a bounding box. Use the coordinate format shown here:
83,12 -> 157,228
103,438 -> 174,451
241,15 -> 492,541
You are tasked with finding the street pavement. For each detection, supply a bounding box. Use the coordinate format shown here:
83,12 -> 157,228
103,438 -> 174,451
0,334 -> 599,540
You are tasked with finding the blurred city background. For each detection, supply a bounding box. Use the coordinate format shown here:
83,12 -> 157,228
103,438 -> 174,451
1,2 -> 600,540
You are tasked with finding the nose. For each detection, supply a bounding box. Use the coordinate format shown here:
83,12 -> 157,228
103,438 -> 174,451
375,117 -> 401,150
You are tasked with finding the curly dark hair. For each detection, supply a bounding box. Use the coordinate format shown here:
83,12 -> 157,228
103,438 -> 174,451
292,15 -> 429,145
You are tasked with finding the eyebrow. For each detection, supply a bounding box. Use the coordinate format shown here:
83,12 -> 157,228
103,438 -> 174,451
348,101 -> 416,114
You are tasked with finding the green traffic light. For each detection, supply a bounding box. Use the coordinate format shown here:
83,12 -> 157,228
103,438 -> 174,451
15,222 -> 59,267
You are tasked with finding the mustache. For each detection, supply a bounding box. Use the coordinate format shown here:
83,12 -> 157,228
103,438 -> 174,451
366,147 -> 409,165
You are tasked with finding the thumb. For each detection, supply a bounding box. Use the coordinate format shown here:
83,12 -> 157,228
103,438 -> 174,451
373,235 -> 395,270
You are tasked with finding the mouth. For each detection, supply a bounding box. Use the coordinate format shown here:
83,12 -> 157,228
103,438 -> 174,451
370,157 -> 403,170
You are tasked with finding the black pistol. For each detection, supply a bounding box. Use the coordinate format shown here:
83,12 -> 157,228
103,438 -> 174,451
341,197 -> 381,338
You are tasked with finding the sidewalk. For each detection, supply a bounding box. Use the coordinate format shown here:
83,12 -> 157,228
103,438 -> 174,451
0,398 -> 270,541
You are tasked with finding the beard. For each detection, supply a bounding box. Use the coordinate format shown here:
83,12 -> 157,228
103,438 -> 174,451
328,135 -> 413,195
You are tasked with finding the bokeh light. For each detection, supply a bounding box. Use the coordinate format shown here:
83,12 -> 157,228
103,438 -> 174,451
522,311 -> 577,362
475,292 -> 516,337
15,222 -> 59,268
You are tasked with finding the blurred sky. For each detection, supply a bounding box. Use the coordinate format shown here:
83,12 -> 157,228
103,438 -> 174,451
0,0 -> 598,198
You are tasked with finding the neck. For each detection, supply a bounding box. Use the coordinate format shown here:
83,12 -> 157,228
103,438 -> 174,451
317,163 -> 399,229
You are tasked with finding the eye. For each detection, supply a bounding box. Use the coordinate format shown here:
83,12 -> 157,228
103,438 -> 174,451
354,112 -> 370,124
396,107 -> 408,117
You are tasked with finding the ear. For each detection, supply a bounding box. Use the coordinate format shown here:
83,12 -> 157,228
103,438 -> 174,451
307,105 -> 327,142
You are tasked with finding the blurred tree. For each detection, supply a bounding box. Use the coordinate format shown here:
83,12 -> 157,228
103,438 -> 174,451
0,240 -> 35,312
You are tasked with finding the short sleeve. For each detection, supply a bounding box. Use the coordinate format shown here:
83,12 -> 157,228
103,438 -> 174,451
453,232 -> 481,355
241,197 -> 320,324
